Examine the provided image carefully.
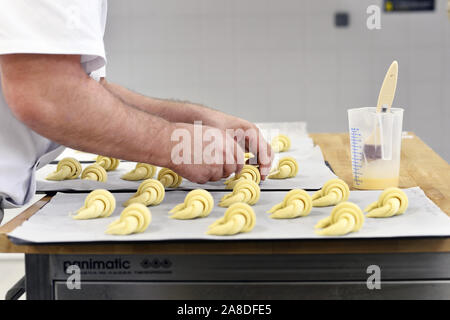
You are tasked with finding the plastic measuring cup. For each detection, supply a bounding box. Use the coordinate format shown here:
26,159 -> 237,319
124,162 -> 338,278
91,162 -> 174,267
348,107 -> 404,190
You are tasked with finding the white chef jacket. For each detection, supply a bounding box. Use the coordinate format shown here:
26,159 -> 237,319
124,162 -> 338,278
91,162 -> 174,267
0,0 -> 108,208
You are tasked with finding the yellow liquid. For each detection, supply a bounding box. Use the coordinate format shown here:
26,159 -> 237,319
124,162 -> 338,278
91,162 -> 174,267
353,177 -> 399,190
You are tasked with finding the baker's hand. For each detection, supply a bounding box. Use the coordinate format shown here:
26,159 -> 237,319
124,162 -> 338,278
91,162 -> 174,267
207,113 -> 274,180
166,122 -> 245,184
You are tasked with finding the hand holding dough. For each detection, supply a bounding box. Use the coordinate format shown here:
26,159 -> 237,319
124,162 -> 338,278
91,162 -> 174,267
224,165 -> 261,189
81,164 -> 107,182
72,189 -> 116,220
169,189 -> 214,219
365,187 -> 408,218
105,203 -> 151,235
315,202 -> 364,236
268,189 -> 312,219
46,157 -> 82,181
311,179 -> 349,207
96,156 -> 120,171
271,134 -> 291,153
121,163 -> 156,181
124,179 -> 165,207
219,180 -> 260,207
207,203 -> 256,236
267,157 -> 298,179
158,168 -> 183,188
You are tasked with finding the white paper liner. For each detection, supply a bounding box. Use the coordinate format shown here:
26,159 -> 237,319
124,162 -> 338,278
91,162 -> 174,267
55,149 -> 98,162
8,187 -> 450,244
255,121 -> 308,139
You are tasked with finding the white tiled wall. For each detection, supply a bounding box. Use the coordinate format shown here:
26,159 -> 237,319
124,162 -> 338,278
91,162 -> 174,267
104,0 -> 450,161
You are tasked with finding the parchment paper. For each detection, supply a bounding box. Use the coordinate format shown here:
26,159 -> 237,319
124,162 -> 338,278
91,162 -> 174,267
8,187 -> 450,244
55,149 -> 98,162
255,121 -> 308,138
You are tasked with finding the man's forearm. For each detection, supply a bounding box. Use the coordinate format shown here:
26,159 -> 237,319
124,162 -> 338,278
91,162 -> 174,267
1,56 -> 174,167
101,80 -> 220,126
99,79 -> 274,178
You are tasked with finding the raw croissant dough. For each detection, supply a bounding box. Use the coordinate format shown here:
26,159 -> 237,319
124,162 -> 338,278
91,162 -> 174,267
169,189 -> 214,220
267,157 -> 298,179
121,163 -> 156,181
245,152 -> 256,165
81,164 -> 107,182
158,168 -> 183,188
312,179 -> 349,207
219,180 -> 260,207
96,156 -> 120,171
72,189 -> 116,220
207,202 -> 256,236
224,165 -> 261,189
123,179 -> 165,207
271,134 -> 291,153
267,189 -> 312,219
106,203 -> 151,235
315,202 -> 364,236
365,187 -> 408,218
46,157 -> 82,181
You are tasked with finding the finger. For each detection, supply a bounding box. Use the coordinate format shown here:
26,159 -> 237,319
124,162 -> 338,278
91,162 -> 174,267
224,133 -> 243,175
223,163 -> 237,178
184,166 -> 209,184
245,127 -> 273,180
210,166 -> 224,182
231,137 -> 245,175
258,141 -> 274,180
234,144 -> 245,175
195,174 -> 209,184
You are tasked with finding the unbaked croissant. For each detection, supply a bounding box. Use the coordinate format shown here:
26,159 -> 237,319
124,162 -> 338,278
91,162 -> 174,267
123,179 -> 165,207
315,202 -> 364,236
311,179 -> 350,207
81,164 -> 107,182
365,187 -> 408,218
267,156 -> 298,179
244,152 -> 256,165
158,168 -> 183,188
96,156 -> 120,171
72,189 -> 116,220
105,203 -> 151,235
207,202 -> 256,236
169,189 -> 214,220
224,165 -> 261,189
121,163 -> 156,181
46,157 -> 82,181
219,180 -> 260,207
271,134 -> 291,153
267,189 -> 312,219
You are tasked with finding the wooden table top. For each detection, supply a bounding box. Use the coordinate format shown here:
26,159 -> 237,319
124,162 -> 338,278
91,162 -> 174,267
0,132 -> 449,255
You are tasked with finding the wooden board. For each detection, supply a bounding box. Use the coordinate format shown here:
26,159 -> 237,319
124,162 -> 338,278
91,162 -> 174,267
314,132 -> 450,215
0,132 -> 449,254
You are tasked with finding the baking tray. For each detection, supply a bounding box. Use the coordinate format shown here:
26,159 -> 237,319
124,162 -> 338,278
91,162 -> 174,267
8,187 -> 450,244
37,145 -> 336,192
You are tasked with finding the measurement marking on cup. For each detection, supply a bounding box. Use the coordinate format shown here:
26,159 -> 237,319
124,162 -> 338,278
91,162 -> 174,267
350,128 -> 363,186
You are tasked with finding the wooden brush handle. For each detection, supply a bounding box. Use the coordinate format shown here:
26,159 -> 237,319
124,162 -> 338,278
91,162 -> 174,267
376,61 -> 398,113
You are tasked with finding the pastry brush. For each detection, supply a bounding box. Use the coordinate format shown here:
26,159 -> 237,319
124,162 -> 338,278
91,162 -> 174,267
364,61 -> 398,161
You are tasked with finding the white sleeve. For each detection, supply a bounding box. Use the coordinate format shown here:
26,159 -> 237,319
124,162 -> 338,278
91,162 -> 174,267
0,0 -> 107,75
90,65 -> 106,81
